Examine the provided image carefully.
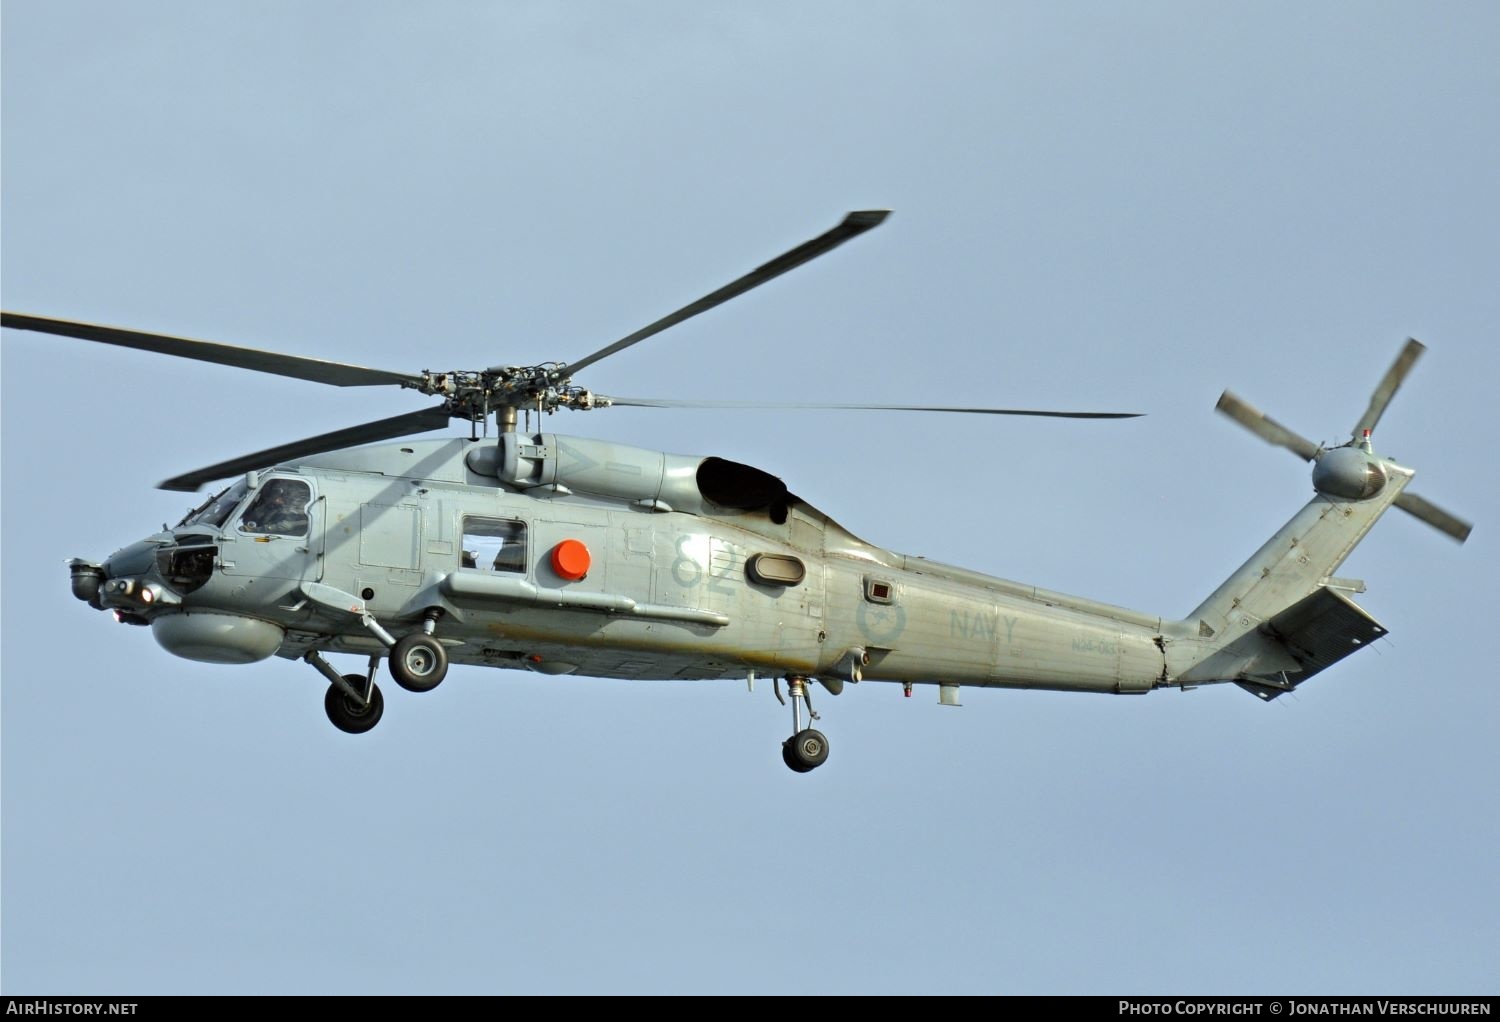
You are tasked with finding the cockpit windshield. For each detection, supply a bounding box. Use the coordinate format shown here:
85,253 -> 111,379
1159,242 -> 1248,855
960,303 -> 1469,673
179,479 -> 250,529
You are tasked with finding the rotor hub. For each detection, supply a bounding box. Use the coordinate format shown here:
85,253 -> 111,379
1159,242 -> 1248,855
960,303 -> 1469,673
1312,445 -> 1387,501
411,365 -> 601,420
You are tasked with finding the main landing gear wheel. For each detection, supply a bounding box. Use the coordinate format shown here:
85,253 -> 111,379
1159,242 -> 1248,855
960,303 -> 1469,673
783,728 -> 829,772
781,741 -> 809,773
389,633 -> 448,693
325,676 -> 385,734
776,676 -> 831,773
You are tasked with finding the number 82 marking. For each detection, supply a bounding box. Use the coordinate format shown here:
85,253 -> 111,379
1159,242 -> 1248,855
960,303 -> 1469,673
672,535 -> 736,596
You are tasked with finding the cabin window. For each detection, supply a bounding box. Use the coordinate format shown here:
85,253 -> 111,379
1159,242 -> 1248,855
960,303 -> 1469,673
864,575 -> 895,604
462,518 -> 528,573
237,479 -> 312,537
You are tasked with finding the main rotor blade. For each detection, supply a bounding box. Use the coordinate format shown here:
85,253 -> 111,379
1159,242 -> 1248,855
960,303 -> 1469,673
1354,338 -> 1425,438
563,210 -> 891,378
1,312 -> 422,388
1394,490 -> 1472,544
602,396 -> 1141,418
158,407 -> 453,492
1215,390 -> 1322,461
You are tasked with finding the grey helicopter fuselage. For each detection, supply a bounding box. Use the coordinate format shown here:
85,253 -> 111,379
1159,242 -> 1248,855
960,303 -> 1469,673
78,433 -> 1165,695
70,426 -> 1420,706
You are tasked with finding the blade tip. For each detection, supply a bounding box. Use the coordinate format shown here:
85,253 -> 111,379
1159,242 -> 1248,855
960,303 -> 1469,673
1446,519 -> 1473,544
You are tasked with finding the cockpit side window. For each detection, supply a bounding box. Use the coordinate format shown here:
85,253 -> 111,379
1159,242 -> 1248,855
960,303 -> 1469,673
462,518 -> 527,573
238,479 -> 312,537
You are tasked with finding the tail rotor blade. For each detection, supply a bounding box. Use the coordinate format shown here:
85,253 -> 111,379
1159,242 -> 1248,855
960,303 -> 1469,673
1395,490 -> 1472,544
1354,338 -> 1425,437
1215,391 -> 1322,461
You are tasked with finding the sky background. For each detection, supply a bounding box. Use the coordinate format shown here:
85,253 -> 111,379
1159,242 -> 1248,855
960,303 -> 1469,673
3,1 -> 1497,995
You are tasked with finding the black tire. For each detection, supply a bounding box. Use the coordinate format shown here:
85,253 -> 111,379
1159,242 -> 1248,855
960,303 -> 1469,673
389,633 -> 448,693
325,676 -> 384,734
786,728 -> 829,770
785,728 -> 828,771
781,740 -> 813,773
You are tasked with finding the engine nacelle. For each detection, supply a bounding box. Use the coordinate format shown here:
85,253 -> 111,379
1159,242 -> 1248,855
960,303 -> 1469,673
1312,446 -> 1387,501
152,611 -> 285,664
467,434 -> 787,515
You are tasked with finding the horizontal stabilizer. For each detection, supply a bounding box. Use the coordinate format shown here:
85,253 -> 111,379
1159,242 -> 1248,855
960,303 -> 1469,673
1236,586 -> 1388,701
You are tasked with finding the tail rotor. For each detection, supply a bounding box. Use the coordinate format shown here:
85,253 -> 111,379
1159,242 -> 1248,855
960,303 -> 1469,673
1215,339 -> 1472,544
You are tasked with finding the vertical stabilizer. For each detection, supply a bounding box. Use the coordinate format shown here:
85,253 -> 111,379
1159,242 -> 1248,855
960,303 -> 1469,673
1170,463 -> 1409,686
1166,340 -> 1469,692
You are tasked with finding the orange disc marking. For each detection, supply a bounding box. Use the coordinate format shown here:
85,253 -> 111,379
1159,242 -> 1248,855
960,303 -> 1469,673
550,538 -> 591,580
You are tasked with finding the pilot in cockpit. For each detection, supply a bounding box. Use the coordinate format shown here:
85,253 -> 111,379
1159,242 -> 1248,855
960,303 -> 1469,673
242,480 -> 309,536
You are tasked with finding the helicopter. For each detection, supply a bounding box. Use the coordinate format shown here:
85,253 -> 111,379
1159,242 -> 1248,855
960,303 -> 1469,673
1,211 -> 1473,773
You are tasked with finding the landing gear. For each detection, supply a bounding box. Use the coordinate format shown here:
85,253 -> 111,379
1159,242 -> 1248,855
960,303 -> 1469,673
775,675 -> 830,773
389,633 -> 448,693
305,650 -> 386,734
324,674 -> 385,734
782,729 -> 828,772
301,607 -> 450,731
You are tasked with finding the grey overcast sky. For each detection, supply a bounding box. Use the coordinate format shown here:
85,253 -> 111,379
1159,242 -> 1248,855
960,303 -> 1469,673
3,0 -> 1497,995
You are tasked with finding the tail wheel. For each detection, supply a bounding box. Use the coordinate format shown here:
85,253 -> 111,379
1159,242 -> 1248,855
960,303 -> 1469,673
325,677 -> 384,734
389,633 -> 448,693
